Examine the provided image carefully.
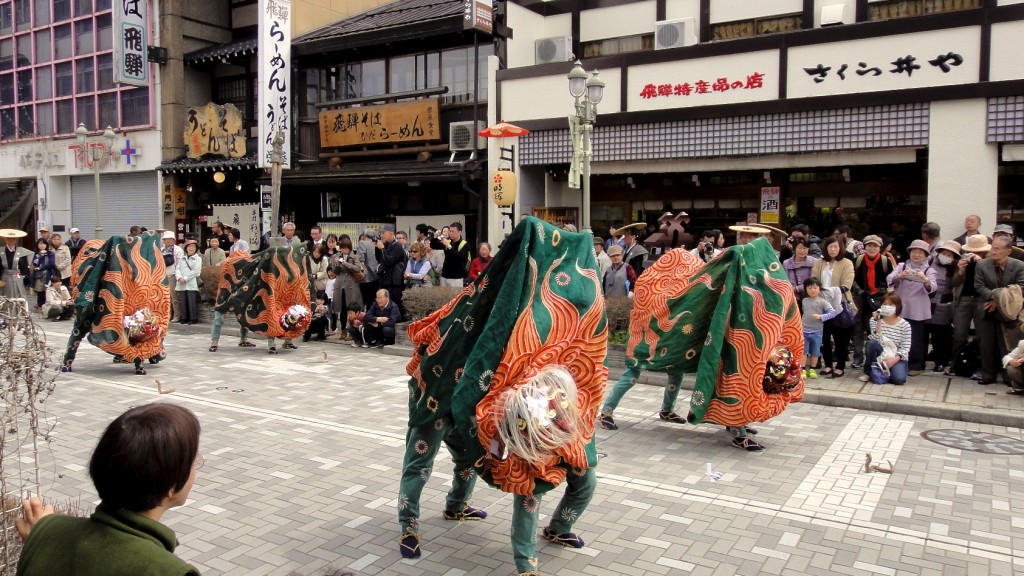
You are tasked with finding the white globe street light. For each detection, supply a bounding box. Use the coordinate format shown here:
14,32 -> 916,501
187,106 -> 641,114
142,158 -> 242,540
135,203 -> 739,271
567,62 -> 605,233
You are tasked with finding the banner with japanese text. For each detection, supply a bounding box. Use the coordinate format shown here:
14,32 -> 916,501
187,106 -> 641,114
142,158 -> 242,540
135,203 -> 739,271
760,187 -> 780,225
258,0 -> 292,169
212,204 -> 261,249
113,0 -> 149,87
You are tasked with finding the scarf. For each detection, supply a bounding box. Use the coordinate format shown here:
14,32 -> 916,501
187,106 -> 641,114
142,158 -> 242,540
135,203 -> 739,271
863,252 -> 880,294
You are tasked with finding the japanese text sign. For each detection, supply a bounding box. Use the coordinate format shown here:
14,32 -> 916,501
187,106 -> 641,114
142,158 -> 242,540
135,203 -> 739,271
628,50 -> 780,111
787,27 -> 980,99
184,103 -> 247,160
113,0 -> 148,87
464,0 -> 492,34
760,187 -> 780,225
212,204 -> 261,248
259,0 -> 292,169
318,99 -> 441,149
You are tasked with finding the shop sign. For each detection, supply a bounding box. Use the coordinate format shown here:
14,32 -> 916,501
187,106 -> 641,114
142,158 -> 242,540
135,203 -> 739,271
174,186 -> 187,220
629,50 -> 780,111
463,0 -> 492,34
17,146 -> 66,169
639,72 -> 765,99
184,103 -> 247,160
258,0 -> 292,169
261,185 -> 272,210
212,204 -> 261,248
319,99 -> 441,149
760,187 -> 780,225
787,27 -> 980,99
113,0 -> 148,87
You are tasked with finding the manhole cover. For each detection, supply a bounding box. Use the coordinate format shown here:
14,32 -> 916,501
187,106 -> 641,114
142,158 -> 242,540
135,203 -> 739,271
920,429 -> 1024,454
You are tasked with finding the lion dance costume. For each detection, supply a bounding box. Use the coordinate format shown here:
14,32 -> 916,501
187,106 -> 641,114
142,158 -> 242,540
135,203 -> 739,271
398,217 -> 607,575
61,232 -> 170,375
212,239 -> 314,353
620,238 -> 805,449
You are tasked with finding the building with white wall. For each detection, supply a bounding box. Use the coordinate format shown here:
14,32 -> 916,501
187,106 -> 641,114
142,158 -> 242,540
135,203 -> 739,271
491,0 -> 1024,250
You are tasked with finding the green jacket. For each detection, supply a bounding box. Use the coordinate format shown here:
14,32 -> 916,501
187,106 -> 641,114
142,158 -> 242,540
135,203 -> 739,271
17,505 -> 200,576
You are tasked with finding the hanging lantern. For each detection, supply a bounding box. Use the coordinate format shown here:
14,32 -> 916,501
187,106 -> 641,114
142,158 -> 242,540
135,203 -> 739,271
491,169 -> 517,208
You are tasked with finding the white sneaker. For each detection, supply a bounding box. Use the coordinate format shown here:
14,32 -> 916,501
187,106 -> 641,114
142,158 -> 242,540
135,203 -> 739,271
858,375 -> 870,383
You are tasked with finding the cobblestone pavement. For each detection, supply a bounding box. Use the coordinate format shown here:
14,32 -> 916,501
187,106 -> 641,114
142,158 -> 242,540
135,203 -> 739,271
28,324 -> 1024,575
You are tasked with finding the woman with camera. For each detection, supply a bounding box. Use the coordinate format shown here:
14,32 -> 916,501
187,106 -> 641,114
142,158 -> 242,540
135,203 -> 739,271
948,234 -> 990,375
689,230 -> 723,263
858,293 -> 912,385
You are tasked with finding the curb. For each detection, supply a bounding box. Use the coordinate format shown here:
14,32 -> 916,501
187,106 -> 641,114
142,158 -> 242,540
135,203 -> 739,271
174,323 -> 1024,428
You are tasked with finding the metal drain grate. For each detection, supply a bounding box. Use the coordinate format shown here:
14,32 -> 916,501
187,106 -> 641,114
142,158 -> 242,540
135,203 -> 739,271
920,429 -> 1024,455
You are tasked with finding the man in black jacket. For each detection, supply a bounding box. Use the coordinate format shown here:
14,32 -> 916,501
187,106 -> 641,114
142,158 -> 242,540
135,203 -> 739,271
439,222 -> 471,288
375,224 -> 407,315
365,288 -> 402,347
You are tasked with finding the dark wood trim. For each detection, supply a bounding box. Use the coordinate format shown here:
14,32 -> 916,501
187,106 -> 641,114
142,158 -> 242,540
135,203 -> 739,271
506,78 -> 1024,131
802,0 -> 814,28
980,6 -> 991,82
855,0 -> 868,22
571,1 -> 581,61
512,0 -> 655,16
698,0 -> 710,43
495,77 -> 502,122
655,0 -> 665,22
620,66 -> 628,113
778,36 -> 788,100
991,3 -> 1024,22
497,8 -> 990,83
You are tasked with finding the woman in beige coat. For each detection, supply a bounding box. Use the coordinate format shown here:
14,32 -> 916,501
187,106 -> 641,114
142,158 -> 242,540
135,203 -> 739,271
331,236 -> 364,340
811,235 -> 856,378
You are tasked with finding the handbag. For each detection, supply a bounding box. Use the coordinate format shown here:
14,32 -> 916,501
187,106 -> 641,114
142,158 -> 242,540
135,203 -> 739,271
824,287 -> 856,329
351,260 -> 366,282
869,363 -> 889,384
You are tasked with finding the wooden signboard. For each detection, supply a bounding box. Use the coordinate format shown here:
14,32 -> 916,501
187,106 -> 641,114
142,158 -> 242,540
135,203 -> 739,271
184,102 -> 247,159
319,99 -> 441,148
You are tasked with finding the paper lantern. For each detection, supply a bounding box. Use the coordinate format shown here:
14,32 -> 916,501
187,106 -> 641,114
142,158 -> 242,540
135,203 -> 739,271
491,169 -> 517,207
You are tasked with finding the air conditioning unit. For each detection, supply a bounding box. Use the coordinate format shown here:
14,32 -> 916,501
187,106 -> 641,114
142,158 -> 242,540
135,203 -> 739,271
534,36 -> 573,65
655,18 -> 695,50
820,4 -> 846,26
449,121 -> 486,152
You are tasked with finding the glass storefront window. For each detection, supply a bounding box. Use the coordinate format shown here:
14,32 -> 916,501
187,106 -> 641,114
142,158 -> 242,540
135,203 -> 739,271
35,28 -> 50,63
390,55 -> 415,94
74,18 -> 92,55
35,64 -> 50,98
55,96 -> 72,132
35,100 -> 51,135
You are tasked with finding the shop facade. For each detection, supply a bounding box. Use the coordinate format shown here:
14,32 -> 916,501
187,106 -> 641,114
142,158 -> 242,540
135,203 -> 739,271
494,0 -> 1024,247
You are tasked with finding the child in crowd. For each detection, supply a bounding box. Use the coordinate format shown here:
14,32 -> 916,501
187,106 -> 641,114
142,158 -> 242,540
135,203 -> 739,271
303,292 -> 330,342
801,277 -> 838,379
345,302 -> 367,347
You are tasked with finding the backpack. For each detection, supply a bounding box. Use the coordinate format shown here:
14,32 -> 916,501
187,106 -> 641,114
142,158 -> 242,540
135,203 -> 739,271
952,340 -> 981,378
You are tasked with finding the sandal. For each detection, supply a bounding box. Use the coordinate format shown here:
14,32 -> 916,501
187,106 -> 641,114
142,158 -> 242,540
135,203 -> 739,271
238,341 -> 256,347
542,526 -> 585,548
831,369 -> 845,379
599,413 -> 618,430
732,437 -> 765,452
443,505 -> 488,521
399,528 -> 421,558
209,345 -> 218,352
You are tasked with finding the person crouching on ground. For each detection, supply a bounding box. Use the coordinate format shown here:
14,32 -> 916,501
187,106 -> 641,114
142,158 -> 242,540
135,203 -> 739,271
42,276 -> 74,321
16,403 -> 203,576
303,291 -> 330,342
362,289 -> 400,348
859,293 -> 912,385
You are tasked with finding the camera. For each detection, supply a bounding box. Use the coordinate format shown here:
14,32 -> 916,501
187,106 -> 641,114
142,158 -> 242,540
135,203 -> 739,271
702,241 -> 715,253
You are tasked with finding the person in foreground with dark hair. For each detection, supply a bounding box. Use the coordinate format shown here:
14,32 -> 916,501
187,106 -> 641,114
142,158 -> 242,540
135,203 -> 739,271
15,403 -> 203,576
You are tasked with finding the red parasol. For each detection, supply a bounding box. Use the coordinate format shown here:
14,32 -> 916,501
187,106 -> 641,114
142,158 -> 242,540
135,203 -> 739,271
478,121 -> 530,138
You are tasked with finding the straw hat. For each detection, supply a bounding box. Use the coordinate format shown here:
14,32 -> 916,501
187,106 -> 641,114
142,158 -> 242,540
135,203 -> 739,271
961,234 -> 991,253
938,240 -> 962,256
907,239 -> 931,254
0,229 -> 28,238
728,225 -> 771,235
611,222 -> 646,237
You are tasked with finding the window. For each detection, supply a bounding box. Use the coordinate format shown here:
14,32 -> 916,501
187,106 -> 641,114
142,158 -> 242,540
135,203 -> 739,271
35,64 -> 49,97
34,0 -> 48,25
361,59 -> 385,97
583,34 -> 653,58
16,32 -> 29,65
17,104 -> 31,135
96,52 -> 111,89
35,100 -> 51,134
712,14 -> 802,41
390,55 -> 415,94
120,87 -> 147,126
97,90 -> 115,128
0,38 -> 11,71
868,0 -> 981,20
73,0 -> 89,17
95,12 -> 109,51
341,62 -> 360,99
75,57 -> 93,92
74,18 -> 91,55
418,52 -> 439,89
55,97 -> 71,132
0,72 -> 11,104
441,47 -> 469,102
76,94 -> 93,128
35,28 -> 49,62
14,0 -> 29,31
54,23 -> 70,59
54,60 -> 70,95
16,67 -> 30,102
1,108 -> 14,138
0,3 -> 11,36
52,0 -> 68,21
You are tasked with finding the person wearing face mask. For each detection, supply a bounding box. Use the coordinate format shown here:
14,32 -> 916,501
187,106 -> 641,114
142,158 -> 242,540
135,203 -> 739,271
887,239 -> 937,376
924,241 -> 961,373
859,293 -> 912,385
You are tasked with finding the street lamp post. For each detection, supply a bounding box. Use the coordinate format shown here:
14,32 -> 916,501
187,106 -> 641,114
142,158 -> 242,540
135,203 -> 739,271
567,60 -> 605,233
76,124 -> 116,240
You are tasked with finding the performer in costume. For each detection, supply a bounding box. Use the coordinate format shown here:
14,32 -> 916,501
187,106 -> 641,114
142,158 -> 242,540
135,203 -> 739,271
208,243 -> 257,351
60,232 -> 170,375
604,239 -> 804,451
212,236 -> 313,354
399,217 -> 606,576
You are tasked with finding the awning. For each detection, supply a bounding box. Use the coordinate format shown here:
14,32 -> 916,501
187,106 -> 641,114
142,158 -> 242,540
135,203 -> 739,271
259,159 -> 485,186
158,155 -> 259,174
185,38 -> 257,65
